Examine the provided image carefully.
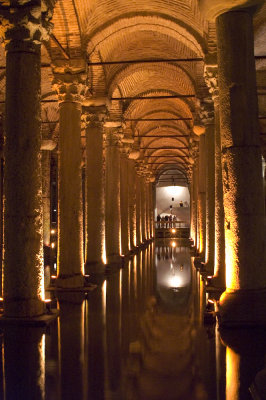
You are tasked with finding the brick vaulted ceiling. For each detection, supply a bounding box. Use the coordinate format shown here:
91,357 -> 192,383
1,0 -> 266,182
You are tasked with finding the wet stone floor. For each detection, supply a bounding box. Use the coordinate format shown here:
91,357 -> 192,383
0,239 -> 266,400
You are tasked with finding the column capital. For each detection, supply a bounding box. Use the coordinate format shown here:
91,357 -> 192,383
204,64 -> 219,103
104,127 -> 123,147
53,70 -> 89,103
81,105 -> 108,129
0,1 -> 53,51
199,98 -> 215,126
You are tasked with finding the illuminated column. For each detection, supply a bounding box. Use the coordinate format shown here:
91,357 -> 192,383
217,8 -> 266,324
136,172 -> 142,246
41,151 -> 51,247
83,107 -> 106,273
105,125 -> 122,264
197,133 -> 206,257
1,3 -> 53,317
140,173 -> 147,242
120,146 -> 130,256
149,180 -> 155,238
200,100 -> 215,273
145,177 -> 151,240
53,70 -> 87,287
205,64 -> 226,288
190,140 -> 199,248
41,140 -> 56,248
128,158 -> 137,249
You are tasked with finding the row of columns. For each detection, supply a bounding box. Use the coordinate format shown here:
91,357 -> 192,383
190,3 -> 266,325
0,3 -> 155,318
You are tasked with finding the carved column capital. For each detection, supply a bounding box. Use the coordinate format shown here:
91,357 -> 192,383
199,98 -> 215,125
204,64 -> 219,103
53,71 -> 89,103
81,105 -> 108,130
0,1 -> 53,51
104,127 -> 123,147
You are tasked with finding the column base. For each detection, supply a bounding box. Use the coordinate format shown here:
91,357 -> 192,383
218,288 -> 266,327
85,261 -> 106,275
3,298 -> 45,318
0,309 -> 59,327
106,254 -> 123,264
55,273 -> 85,288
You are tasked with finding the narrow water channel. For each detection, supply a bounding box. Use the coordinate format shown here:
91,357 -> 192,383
0,240 -> 265,400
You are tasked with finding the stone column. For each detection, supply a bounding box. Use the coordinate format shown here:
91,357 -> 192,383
135,172 -> 142,246
190,140 -> 199,249
82,107 -> 106,273
128,158 -> 137,250
120,146 -> 130,256
0,3 -> 53,317
105,125 -> 122,264
140,174 -> 147,242
200,100 -> 215,273
149,179 -> 155,239
197,133 -> 206,257
145,178 -> 151,240
53,70 -> 87,287
205,64 -> 226,288
41,151 -> 51,247
216,8 -> 266,324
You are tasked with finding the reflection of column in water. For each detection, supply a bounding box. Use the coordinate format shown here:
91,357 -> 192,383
136,252 -> 142,313
215,325 -> 226,400
57,293 -> 85,399
3,326 -> 45,399
221,329 -> 266,400
0,334 -> 3,398
106,272 -> 121,393
45,313 -> 60,398
151,243 -> 157,294
85,284 -> 106,400
121,263 -> 130,357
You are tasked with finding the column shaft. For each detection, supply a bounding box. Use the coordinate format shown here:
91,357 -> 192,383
136,175 -> 142,246
4,40 -> 44,316
57,101 -> 83,286
128,160 -> 137,249
85,122 -> 105,271
205,122 -> 215,272
42,151 -> 51,247
213,102 -> 226,287
217,9 -> 266,324
120,152 -> 129,255
140,176 -> 147,242
198,134 -> 206,256
105,132 -> 121,263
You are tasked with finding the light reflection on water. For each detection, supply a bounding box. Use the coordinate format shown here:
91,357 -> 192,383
0,240 -> 266,400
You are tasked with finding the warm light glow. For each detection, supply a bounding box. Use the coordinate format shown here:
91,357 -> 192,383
169,275 -> 182,288
226,346 -> 240,399
102,238 -> 107,265
50,229 -> 56,235
225,228 -> 239,289
44,299 -> 51,303
0,297 -> 3,301
39,334 -> 45,399
51,243 -> 55,249
171,228 -> 176,233
51,275 -> 57,279
102,280 -> 107,322
165,186 -> 184,197
171,241 -> 177,247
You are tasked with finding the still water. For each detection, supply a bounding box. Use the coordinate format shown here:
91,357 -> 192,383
0,240 -> 266,400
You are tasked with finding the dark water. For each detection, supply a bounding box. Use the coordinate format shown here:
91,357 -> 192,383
0,240 -> 266,400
